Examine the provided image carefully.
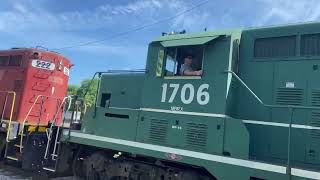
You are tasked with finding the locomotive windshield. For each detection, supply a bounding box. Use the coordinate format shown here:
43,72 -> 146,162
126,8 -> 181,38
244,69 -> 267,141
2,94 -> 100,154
164,45 -> 204,77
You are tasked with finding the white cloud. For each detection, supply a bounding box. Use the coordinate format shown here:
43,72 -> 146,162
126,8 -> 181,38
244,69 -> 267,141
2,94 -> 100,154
256,0 -> 320,26
99,0 -> 163,15
13,3 -> 27,13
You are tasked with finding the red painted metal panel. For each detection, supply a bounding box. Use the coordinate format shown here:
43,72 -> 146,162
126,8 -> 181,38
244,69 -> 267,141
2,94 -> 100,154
0,48 -> 72,126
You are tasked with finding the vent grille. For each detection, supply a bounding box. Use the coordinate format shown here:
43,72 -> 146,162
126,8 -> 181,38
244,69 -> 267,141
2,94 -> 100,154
312,89 -> 320,107
275,88 -> 303,105
310,111 -> 320,138
311,111 -> 320,127
185,123 -> 208,151
149,119 -> 168,144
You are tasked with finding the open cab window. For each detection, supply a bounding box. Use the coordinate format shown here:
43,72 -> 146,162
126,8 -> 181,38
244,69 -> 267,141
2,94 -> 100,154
155,35 -> 219,78
162,45 -> 204,77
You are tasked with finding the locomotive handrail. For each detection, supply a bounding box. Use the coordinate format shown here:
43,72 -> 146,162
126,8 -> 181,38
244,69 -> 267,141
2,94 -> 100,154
81,69 -> 147,98
50,96 -> 72,126
226,70 -> 320,110
0,91 -> 17,143
1,94 -> 8,123
44,96 -> 72,160
19,95 -> 65,153
79,70 -> 148,118
226,70 -> 320,176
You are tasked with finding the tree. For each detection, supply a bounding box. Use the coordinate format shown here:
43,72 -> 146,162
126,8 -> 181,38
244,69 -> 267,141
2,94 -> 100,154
76,79 -> 99,107
67,79 -> 99,107
67,85 -> 79,96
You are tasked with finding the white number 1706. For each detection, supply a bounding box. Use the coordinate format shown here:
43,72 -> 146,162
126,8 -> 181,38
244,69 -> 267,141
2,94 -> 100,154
161,83 -> 210,105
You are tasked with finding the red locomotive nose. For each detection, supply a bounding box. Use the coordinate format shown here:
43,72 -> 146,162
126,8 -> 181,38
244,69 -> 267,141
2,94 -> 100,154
0,48 -> 72,126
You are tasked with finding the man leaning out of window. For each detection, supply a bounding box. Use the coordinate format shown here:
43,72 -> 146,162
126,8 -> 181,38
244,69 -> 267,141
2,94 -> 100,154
179,55 -> 203,76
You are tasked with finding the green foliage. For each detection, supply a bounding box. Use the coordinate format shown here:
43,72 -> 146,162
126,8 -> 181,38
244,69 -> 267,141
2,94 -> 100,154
67,79 -> 99,107
76,79 -> 99,107
67,85 -> 79,96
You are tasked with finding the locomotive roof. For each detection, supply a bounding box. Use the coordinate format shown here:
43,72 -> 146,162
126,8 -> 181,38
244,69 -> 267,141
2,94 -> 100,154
0,48 -> 70,60
245,21 -> 320,31
154,21 -> 320,43
153,28 -> 243,48
154,28 -> 243,42
0,48 -> 58,54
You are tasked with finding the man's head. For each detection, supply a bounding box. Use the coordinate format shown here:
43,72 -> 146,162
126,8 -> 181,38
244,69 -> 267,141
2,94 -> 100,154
184,55 -> 193,65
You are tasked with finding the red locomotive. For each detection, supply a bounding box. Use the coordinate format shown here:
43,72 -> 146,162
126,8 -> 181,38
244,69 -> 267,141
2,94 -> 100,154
0,48 -> 72,169
0,48 -> 72,126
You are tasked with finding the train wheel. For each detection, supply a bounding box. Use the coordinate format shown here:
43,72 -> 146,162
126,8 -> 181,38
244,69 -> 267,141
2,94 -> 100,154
72,148 -> 85,178
85,152 -> 109,180
181,170 -> 202,180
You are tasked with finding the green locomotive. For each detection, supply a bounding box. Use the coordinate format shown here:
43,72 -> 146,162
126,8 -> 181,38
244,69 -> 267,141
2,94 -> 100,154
54,22 -> 320,180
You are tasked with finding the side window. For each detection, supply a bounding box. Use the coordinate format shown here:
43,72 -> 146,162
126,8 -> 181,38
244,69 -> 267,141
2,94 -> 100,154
165,48 -> 177,76
254,36 -> 296,58
301,33 -> 320,56
164,46 -> 204,77
156,49 -> 164,77
100,93 -> 111,108
0,56 -> 9,66
8,55 -> 22,66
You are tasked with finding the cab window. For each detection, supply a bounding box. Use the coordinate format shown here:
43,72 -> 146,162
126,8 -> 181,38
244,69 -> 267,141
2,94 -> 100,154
8,55 -> 22,66
0,56 -> 9,66
164,45 -> 204,77
165,48 -> 177,76
0,55 -> 22,67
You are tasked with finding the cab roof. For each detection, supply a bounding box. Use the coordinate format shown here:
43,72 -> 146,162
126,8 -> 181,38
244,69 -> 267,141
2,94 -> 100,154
154,21 -> 320,43
153,28 -> 243,42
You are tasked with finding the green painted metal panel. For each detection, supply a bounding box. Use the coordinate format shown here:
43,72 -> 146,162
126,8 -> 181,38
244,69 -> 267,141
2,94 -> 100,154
160,36 -> 218,47
61,22 -> 320,179
237,22 -> 320,171
135,111 -> 226,154
142,37 -> 232,115
64,132 -> 296,180
97,74 -> 144,109
81,107 -> 140,141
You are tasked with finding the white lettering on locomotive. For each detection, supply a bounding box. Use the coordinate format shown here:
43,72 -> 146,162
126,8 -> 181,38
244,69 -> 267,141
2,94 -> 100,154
31,59 -> 55,70
170,106 -> 183,111
161,83 -> 210,105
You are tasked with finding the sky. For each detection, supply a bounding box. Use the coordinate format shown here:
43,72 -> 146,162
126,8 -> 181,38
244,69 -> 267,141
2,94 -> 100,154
0,0 -> 320,85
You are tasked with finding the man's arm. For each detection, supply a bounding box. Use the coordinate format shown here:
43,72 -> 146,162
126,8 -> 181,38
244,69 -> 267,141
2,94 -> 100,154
183,69 -> 203,76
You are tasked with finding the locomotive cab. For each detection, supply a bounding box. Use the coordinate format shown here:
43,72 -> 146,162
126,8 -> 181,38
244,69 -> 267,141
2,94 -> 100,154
137,30 -> 249,159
